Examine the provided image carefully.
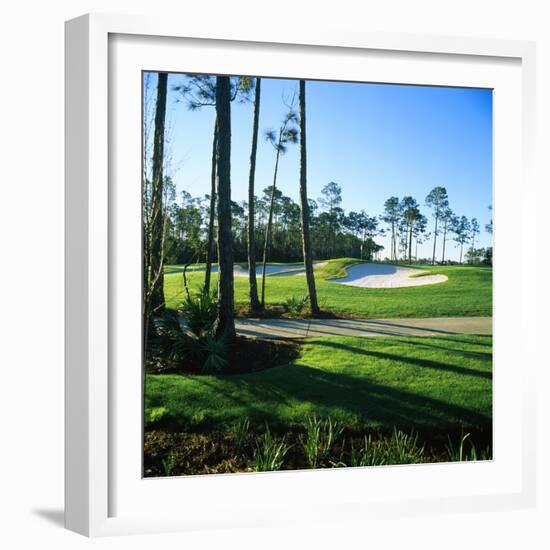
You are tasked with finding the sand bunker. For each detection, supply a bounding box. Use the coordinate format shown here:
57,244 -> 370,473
330,263 -> 448,288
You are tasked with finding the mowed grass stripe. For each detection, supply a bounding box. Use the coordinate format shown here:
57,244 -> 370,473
163,259 -> 492,318
145,334 -> 492,433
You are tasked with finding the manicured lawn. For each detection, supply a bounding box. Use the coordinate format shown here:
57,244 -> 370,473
145,334 -> 492,433
163,258 -> 493,318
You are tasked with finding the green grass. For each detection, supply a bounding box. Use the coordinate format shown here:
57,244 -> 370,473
164,258 -> 492,318
145,334 -> 492,433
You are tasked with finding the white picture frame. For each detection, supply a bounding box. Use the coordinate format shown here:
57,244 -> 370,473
65,12 -> 537,537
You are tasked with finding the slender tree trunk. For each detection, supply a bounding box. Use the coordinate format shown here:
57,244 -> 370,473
391,223 -> 396,261
214,76 -> 235,338
149,72 -> 168,314
441,219 -> 448,263
247,79 -> 261,313
204,122 -> 218,294
298,79 -> 320,315
260,142 -> 282,307
431,215 -> 438,265
408,224 -> 413,263
460,242 -> 463,264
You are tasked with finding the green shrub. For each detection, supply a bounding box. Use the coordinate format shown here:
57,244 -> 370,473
200,333 -> 229,373
284,295 -> 309,318
182,287 -> 217,338
153,307 -> 229,373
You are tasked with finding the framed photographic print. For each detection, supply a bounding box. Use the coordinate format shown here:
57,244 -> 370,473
65,13 -> 537,536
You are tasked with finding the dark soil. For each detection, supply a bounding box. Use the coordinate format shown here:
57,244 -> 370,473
143,426 -> 492,478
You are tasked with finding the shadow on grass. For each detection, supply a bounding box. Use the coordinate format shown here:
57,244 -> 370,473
150,356 -> 491,434
311,339 -> 492,381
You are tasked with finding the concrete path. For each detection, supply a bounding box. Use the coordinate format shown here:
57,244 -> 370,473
235,316 -> 492,339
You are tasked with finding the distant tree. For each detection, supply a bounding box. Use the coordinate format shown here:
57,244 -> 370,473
356,211 -> 379,260
469,218 -> 480,257
381,197 -> 401,262
318,181 -> 344,257
412,213 -> 428,261
247,78 -> 262,313
451,215 -> 471,264
260,97 -> 299,306
440,207 -> 454,263
401,196 -> 421,263
298,79 -> 320,314
425,186 -> 449,265
213,76 -> 235,338
486,205 -> 493,234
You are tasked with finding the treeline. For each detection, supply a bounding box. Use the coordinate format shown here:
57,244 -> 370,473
163,181 -> 382,266
381,189 -> 492,266
161,180 -> 492,269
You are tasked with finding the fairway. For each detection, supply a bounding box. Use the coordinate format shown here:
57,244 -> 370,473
145,334 -> 492,433
164,259 -> 493,318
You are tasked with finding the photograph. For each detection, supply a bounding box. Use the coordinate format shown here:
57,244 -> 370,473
142,71 -> 493,477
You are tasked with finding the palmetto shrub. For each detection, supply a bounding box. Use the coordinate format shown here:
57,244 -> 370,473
153,305 -> 228,374
182,287 -> 217,338
283,295 -> 309,318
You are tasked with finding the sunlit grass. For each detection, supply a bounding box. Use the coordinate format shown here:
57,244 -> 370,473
145,334 -> 492,433
163,258 -> 492,318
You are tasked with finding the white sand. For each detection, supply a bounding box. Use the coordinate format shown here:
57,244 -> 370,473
330,263 -> 448,288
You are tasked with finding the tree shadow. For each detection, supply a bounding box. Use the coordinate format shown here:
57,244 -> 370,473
312,339 -> 492,380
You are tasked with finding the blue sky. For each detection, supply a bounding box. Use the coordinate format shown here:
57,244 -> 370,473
144,72 -> 493,261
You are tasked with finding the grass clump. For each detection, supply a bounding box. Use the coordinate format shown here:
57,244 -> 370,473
445,431 -> 491,462
253,425 -> 292,472
302,415 -> 344,468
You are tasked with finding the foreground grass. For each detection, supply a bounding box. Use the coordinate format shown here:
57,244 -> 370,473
164,258 -> 492,318
145,334 -> 492,434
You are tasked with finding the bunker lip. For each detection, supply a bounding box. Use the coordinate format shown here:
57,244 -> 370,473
329,262 -> 448,288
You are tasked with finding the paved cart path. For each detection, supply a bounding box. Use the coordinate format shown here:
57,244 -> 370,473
234,316 -> 492,339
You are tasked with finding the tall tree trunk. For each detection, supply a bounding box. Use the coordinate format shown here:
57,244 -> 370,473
298,79 -> 320,315
431,215 -> 438,265
408,224 -> 413,263
247,79 -> 261,313
260,141 -> 282,307
149,72 -> 168,314
204,122 -> 218,294
460,242 -> 464,264
441,219 -> 448,263
214,76 -> 235,338
391,223 -> 396,261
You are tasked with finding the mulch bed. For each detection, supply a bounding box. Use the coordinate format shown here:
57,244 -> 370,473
146,336 -> 300,375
